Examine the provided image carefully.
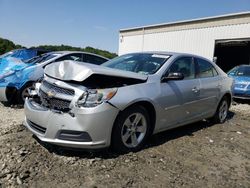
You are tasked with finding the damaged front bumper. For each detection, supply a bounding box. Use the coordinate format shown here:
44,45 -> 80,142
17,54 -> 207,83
24,98 -> 119,149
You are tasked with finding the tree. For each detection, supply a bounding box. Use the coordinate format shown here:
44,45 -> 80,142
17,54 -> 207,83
37,45 -> 117,59
0,38 -> 19,54
0,37 -> 117,59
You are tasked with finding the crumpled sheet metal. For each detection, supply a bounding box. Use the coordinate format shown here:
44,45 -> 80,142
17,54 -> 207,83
0,63 -> 44,90
1,49 -> 36,61
0,49 -> 38,74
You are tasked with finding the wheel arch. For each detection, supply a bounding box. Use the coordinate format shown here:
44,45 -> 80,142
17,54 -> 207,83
112,100 -> 157,136
220,92 -> 232,107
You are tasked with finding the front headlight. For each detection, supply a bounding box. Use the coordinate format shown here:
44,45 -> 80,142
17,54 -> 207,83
76,88 -> 117,108
0,70 -> 15,80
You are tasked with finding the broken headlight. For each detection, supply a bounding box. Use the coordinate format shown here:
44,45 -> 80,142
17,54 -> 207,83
76,88 -> 117,108
28,83 -> 41,97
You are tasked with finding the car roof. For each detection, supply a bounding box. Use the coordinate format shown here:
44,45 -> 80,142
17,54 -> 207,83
48,51 -> 109,60
126,51 -> 207,57
238,64 -> 250,67
124,51 -> 212,61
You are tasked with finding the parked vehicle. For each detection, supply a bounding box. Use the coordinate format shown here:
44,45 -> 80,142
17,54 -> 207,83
0,50 -> 16,58
228,65 -> 250,99
0,48 -> 49,74
0,51 -> 109,103
24,52 -> 233,152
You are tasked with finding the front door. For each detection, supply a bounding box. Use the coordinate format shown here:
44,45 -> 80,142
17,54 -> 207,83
158,56 -> 201,130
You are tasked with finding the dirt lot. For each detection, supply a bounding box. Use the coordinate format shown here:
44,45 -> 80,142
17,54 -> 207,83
0,101 -> 249,188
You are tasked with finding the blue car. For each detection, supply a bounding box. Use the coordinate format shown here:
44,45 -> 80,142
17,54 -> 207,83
228,65 -> 250,99
0,48 -> 49,75
0,51 -> 109,104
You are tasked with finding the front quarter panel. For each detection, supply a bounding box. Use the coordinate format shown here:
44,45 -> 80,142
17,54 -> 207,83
7,65 -> 44,89
108,80 -> 168,133
109,82 -> 160,111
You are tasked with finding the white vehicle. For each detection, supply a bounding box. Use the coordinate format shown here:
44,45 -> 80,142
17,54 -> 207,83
0,51 -> 109,103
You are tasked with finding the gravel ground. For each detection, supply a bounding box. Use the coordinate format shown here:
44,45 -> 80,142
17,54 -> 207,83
0,101 -> 249,187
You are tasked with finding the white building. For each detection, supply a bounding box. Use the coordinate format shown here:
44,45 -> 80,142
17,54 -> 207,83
119,12 -> 250,71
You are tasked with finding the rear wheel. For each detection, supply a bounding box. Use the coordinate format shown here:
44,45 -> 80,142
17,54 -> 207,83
211,97 -> 229,123
112,105 -> 151,153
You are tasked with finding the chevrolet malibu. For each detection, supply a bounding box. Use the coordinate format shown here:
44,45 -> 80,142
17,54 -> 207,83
24,52 -> 233,152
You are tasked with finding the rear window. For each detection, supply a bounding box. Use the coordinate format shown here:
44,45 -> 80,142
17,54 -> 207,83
55,53 -> 83,62
83,54 -> 108,65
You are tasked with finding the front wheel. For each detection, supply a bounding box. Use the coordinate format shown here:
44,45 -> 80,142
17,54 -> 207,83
18,83 -> 34,104
111,105 -> 151,153
211,97 -> 229,123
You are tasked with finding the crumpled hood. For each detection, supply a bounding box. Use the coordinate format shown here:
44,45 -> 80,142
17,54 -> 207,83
44,60 -> 148,82
0,57 -> 31,74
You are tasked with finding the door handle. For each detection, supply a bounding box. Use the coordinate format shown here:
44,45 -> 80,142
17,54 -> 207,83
192,87 -> 200,93
217,84 -> 222,88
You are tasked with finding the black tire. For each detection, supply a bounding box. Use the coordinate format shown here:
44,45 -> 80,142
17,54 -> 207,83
211,96 -> 229,124
17,83 -> 34,104
111,105 -> 151,153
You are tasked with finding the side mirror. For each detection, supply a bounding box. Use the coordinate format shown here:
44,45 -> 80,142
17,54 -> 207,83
161,72 -> 184,82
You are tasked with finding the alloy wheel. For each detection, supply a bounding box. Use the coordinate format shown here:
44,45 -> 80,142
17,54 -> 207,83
21,86 -> 32,101
121,113 -> 147,148
219,100 -> 228,122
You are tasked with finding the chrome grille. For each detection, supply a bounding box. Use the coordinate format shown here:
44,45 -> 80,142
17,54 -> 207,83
40,89 -> 71,112
42,80 -> 75,96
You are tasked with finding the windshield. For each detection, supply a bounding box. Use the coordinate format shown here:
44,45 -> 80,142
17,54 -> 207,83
102,53 -> 170,75
228,66 -> 250,77
24,53 -> 58,64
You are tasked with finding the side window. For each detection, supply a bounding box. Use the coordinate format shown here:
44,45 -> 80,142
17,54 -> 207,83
83,54 -> 108,65
167,57 -> 195,80
196,58 -> 218,78
55,53 -> 82,62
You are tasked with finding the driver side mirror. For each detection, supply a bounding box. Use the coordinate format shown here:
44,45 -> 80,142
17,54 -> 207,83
161,72 -> 184,82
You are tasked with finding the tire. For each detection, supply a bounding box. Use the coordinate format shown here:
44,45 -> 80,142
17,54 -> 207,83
211,96 -> 229,124
17,83 -> 34,104
111,105 -> 151,153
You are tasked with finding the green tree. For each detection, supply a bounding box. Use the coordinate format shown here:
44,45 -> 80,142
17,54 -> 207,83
37,45 -> 117,59
0,37 -> 117,59
0,38 -> 18,54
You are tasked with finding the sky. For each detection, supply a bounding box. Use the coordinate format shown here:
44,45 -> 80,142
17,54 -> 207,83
0,0 -> 250,53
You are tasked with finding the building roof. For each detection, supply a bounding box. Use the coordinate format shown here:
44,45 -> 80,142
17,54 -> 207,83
120,11 -> 250,34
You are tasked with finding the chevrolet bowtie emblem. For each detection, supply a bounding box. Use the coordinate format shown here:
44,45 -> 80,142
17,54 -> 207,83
47,90 -> 56,98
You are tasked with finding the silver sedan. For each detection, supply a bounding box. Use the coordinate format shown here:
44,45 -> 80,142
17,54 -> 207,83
24,52 -> 233,152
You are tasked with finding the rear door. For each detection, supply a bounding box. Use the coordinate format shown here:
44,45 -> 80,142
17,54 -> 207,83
158,56 -> 201,129
195,58 -> 221,116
